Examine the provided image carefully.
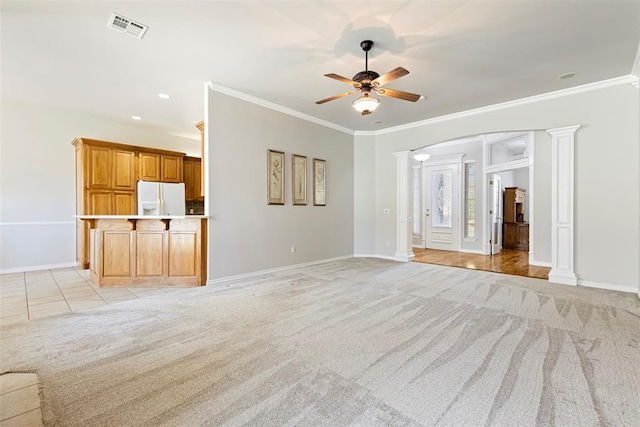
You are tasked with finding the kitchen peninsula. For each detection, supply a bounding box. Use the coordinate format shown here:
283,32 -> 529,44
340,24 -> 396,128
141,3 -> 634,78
77,215 -> 207,287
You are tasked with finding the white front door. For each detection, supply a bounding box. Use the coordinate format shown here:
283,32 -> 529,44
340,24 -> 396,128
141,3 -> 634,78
424,163 -> 460,251
489,174 -> 503,254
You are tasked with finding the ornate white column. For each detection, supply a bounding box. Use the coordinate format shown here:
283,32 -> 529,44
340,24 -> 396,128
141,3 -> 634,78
393,151 -> 415,262
547,125 -> 580,285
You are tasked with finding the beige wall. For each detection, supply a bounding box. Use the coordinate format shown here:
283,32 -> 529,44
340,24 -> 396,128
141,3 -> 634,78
206,89 -> 354,279
357,83 -> 639,290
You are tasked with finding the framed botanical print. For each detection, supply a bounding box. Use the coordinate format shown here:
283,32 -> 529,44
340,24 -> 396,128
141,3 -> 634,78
267,149 -> 285,205
292,154 -> 307,205
313,158 -> 326,206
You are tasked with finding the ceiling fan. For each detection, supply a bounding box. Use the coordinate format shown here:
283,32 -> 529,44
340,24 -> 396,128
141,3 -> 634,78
316,40 -> 422,115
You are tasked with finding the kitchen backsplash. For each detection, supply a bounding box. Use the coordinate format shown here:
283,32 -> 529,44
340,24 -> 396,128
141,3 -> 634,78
186,201 -> 205,215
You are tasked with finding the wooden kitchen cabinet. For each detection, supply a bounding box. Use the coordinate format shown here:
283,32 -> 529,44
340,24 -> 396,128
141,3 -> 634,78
73,137 -> 187,268
160,154 -> 182,183
87,146 -> 111,189
112,148 -> 136,190
113,191 -> 136,215
183,156 -> 203,201
88,191 -> 112,215
138,152 -> 161,182
138,151 -> 183,183
83,217 -> 207,287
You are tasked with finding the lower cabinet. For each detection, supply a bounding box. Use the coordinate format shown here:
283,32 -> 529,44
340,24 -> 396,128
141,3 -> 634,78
503,223 -> 529,251
86,218 -> 207,287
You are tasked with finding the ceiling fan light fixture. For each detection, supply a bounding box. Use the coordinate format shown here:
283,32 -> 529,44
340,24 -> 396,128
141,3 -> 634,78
352,93 -> 380,113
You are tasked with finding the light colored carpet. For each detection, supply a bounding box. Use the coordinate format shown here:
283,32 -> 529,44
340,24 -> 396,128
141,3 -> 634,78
1,258 -> 639,426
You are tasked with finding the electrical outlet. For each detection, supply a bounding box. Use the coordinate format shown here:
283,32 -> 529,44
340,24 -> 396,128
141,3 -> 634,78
386,240 -> 391,247
290,246 -> 296,254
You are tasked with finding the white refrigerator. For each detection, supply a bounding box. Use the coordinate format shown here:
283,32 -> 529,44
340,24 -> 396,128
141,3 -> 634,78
137,181 -> 186,216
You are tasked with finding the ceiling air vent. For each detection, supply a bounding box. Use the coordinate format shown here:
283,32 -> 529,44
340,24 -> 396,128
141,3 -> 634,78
108,13 -> 148,39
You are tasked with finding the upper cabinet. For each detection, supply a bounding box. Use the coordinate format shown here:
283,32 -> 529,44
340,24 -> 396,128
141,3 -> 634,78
138,152 -> 161,182
137,151 -> 183,183
87,145 -> 136,190
183,156 -> 203,202
160,154 -> 182,183
112,148 -> 136,190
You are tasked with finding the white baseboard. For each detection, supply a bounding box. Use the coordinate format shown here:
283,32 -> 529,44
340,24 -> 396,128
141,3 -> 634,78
0,261 -> 78,275
579,280 -> 638,294
548,270 -> 578,286
206,255 -> 353,285
353,254 -> 396,261
529,260 -> 552,267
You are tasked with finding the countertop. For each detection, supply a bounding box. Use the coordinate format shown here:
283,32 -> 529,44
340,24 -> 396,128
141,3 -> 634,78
76,215 -> 210,219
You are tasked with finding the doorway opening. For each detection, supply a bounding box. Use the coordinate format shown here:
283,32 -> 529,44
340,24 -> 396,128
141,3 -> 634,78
411,131 -> 550,280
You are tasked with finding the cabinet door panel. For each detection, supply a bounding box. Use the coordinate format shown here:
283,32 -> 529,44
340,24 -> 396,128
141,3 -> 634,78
161,155 -> 182,183
139,152 -> 161,182
88,191 -> 112,214
113,191 -> 136,215
103,231 -> 132,277
136,232 -> 165,276
183,160 -> 194,200
194,161 -> 203,201
88,147 -> 111,189
112,150 -> 136,190
168,232 -> 197,276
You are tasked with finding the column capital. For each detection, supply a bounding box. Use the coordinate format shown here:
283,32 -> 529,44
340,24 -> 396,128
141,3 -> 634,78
546,125 -> 581,136
393,150 -> 412,160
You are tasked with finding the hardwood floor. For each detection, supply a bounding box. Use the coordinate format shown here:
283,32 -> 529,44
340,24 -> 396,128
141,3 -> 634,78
413,248 -> 551,279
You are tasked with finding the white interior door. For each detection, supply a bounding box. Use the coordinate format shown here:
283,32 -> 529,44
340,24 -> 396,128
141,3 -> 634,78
424,163 -> 460,251
489,174 -> 503,254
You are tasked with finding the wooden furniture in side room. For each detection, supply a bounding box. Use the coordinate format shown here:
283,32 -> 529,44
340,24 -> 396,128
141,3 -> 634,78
503,223 -> 530,251
72,137 -> 187,268
80,216 -> 207,287
503,186 -> 529,250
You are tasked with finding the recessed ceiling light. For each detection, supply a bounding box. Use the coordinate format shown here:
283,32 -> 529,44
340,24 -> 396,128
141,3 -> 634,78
559,72 -> 576,80
131,116 -> 142,121
158,93 -> 170,99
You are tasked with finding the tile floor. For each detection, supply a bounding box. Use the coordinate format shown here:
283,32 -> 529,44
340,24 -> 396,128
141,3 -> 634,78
0,267 -> 190,425
0,267 -> 187,326
0,373 -> 42,426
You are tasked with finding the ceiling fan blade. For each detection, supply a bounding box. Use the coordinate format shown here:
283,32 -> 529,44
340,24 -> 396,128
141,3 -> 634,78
371,67 -> 409,87
324,73 -> 362,88
375,87 -> 421,102
316,90 -> 357,104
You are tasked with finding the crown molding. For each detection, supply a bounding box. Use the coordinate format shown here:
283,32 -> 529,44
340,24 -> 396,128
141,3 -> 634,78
208,82 -> 354,135
209,75 -> 635,138
372,75 -> 636,136
353,131 -> 377,137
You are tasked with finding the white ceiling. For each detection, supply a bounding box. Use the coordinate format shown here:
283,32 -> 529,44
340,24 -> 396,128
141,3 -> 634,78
2,1 -> 639,140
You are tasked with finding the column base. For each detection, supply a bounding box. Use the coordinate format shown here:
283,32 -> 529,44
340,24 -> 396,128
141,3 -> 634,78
548,269 -> 578,286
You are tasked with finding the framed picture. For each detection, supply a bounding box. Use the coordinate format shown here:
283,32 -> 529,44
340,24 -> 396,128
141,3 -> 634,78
292,154 -> 307,205
267,149 -> 285,205
313,158 -> 326,206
